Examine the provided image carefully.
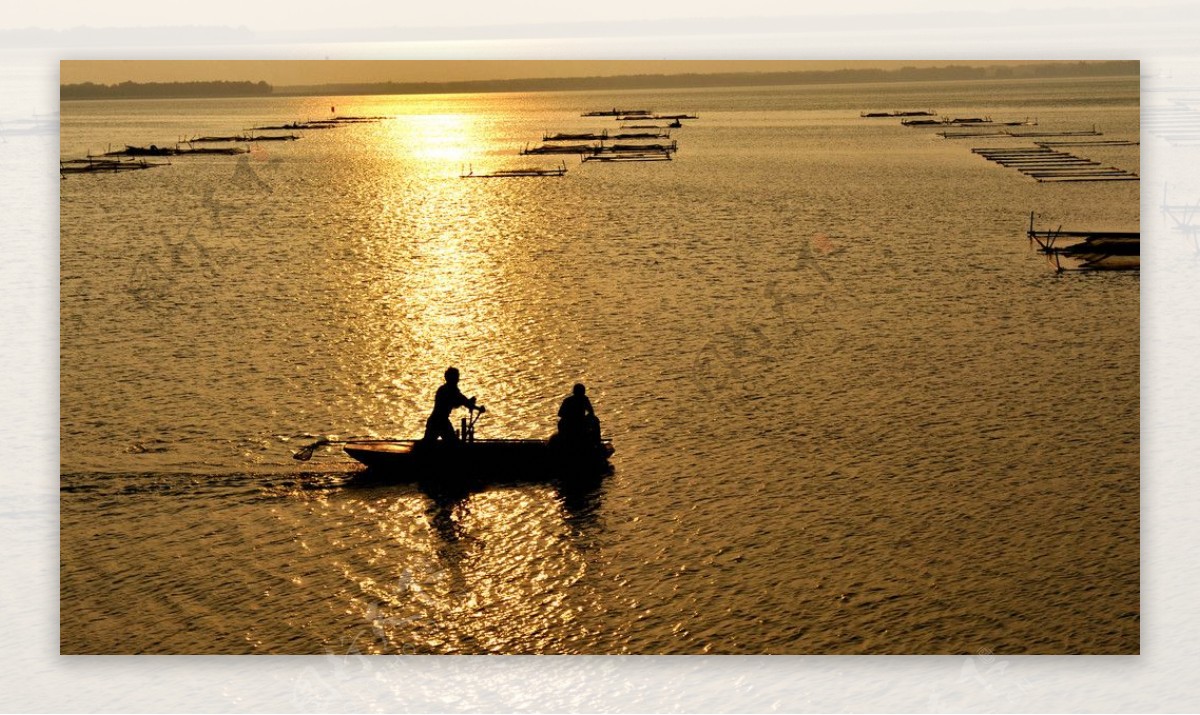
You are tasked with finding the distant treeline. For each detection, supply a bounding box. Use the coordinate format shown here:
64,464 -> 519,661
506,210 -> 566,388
61,80 -> 273,100
276,61 -> 1139,97
61,62 -> 1138,101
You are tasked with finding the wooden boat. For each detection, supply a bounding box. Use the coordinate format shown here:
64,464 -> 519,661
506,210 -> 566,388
294,406 -> 613,483
343,437 -> 614,482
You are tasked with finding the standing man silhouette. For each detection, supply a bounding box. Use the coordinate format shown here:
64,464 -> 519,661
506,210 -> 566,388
423,367 -> 480,443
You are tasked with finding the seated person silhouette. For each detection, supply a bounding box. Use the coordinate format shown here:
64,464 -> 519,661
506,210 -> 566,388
422,367 -> 480,443
556,383 -> 601,445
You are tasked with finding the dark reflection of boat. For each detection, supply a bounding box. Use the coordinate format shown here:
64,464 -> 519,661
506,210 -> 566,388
413,463 -> 609,545
343,437 -> 614,484
336,435 -> 613,548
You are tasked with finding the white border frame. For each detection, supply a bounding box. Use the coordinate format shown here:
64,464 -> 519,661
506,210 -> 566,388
6,1 -> 1198,710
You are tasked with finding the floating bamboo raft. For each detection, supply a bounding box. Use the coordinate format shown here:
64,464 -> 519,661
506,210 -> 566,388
940,126 -> 1102,140
582,152 -> 672,162
68,115 -> 383,180
580,145 -> 677,162
971,146 -> 1138,182
583,108 -> 652,117
521,143 -> 598,155
611,131 -> 671,139
538,128 -> 668,144
189,134 -> 300,143
603,141 -> 678,153
60,157 -> 169,175
254,122 -> 337,131
905,117 -> 1036,128
251,116 -> 386,131
1007,126 -> 1103,138
612,114 -> 695,121
1026,212 -> 1139,272
939,130 -> 1008,139
543,131 -> 608,141
102,144 -> 251,157
1035,139 -> 1139,147
861,109 -> 937,117
460,162 -> 568,178
532,107 -> 686,166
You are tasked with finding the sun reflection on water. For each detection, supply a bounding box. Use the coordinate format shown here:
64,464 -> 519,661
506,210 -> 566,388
300,95 -> 622,652
334,96 -> 581,440
389,112 -> 475,164
329,482 -> 605,654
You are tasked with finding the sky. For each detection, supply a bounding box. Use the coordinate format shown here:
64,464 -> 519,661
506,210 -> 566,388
59,60 -> 1057,87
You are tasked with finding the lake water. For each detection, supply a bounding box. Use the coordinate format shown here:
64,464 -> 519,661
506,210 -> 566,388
59,76 -> 1139,654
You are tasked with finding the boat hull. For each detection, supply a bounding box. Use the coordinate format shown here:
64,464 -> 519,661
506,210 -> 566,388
344,438 -> 614,484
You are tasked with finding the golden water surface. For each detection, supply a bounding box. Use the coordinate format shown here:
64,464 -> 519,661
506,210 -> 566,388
60,77 -> 1139,654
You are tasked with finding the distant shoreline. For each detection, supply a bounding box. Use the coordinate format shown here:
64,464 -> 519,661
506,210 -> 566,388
61,62 -> 1138,101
